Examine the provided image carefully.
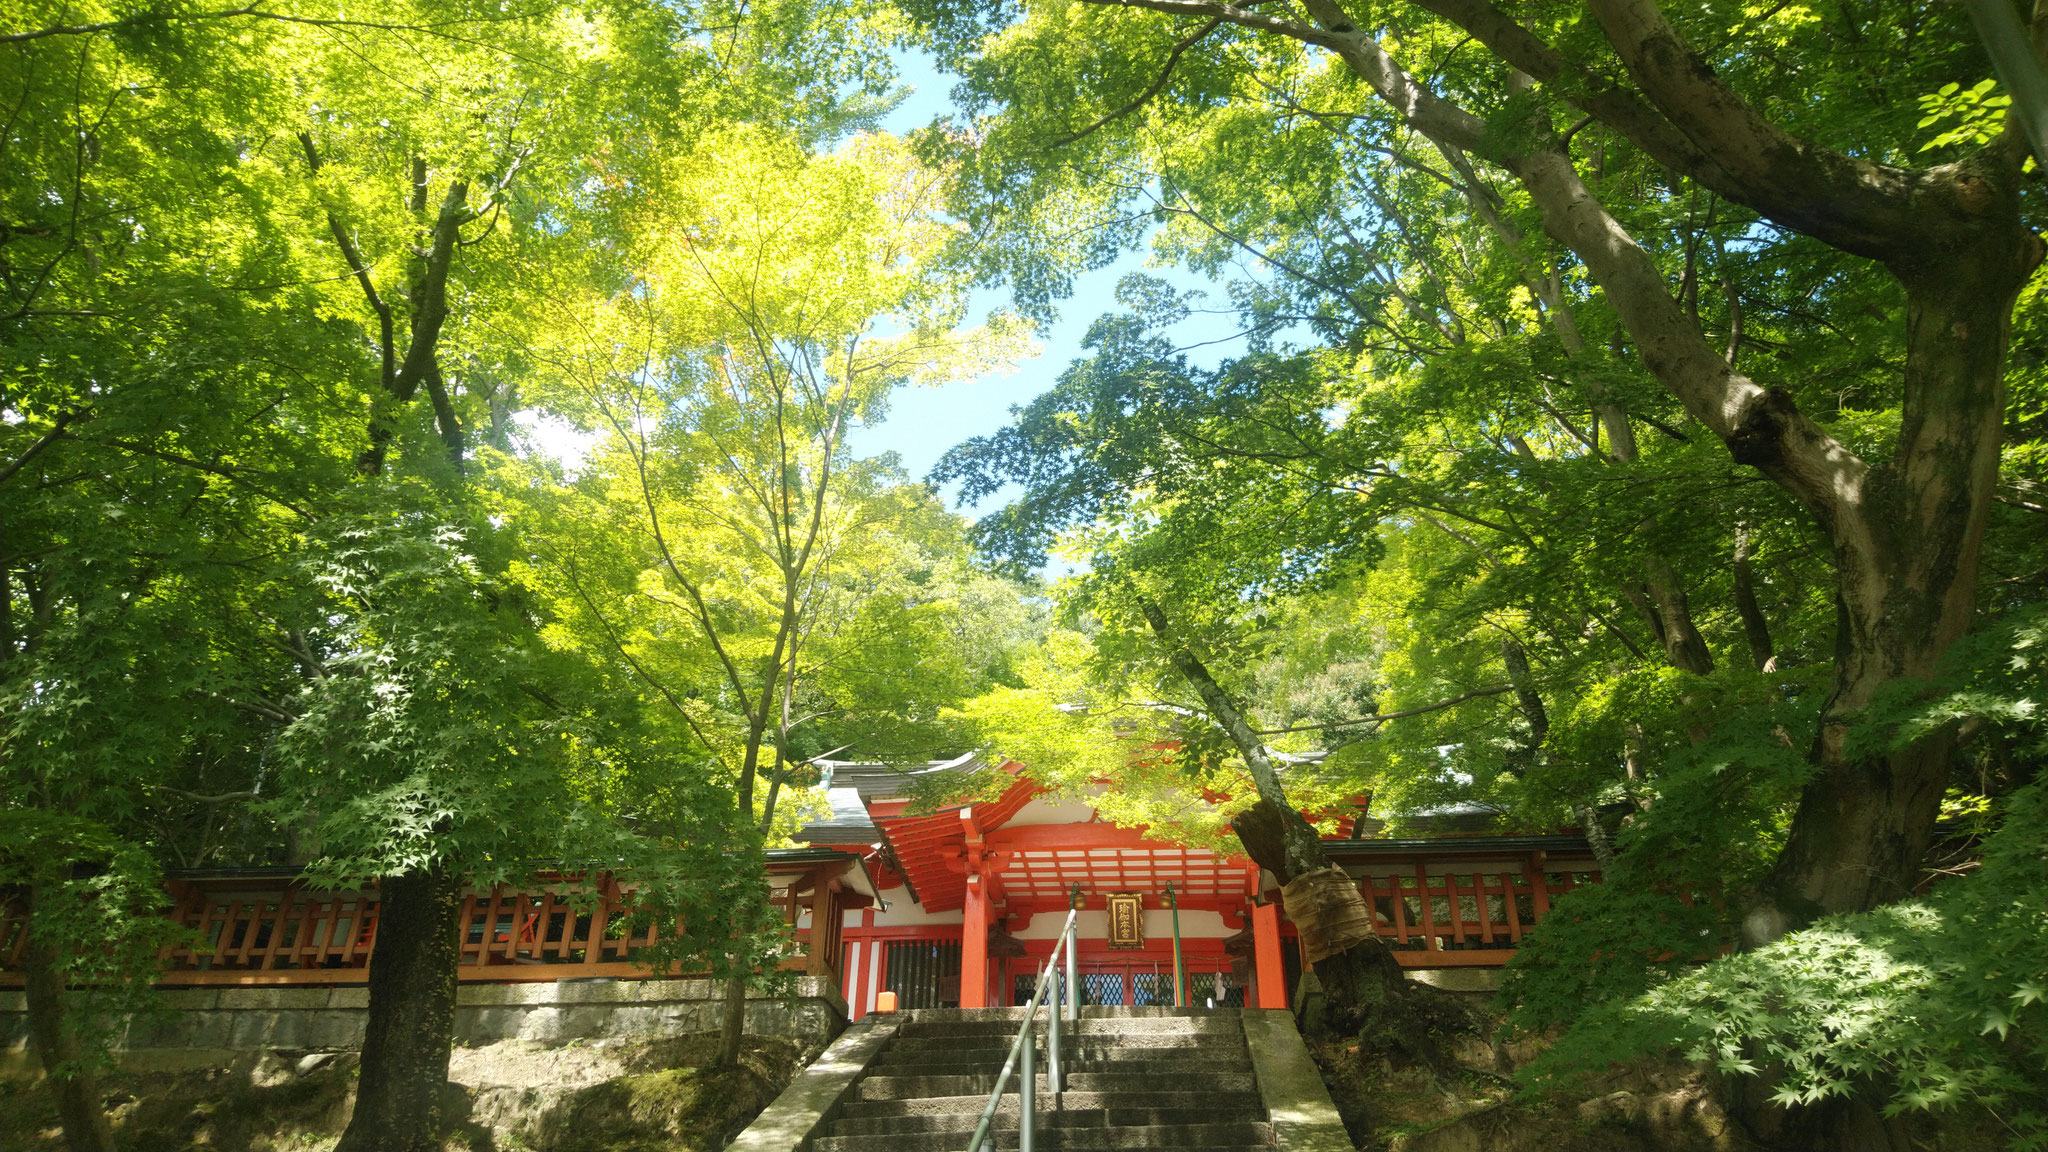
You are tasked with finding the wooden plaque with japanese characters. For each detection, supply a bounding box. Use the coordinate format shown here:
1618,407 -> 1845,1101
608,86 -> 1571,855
1106,892 -> 1144,949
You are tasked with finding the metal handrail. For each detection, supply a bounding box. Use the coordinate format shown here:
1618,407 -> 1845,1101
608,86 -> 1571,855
964,907 -> 1079,1152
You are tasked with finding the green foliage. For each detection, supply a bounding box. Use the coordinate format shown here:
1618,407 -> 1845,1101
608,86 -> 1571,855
273,481 -> 583,883
919,10 -> 2048,1145
1917,79 -> 2011,152
1489,663 -> 1829,1024
0,0 -> 969,1045
0,810 -> 191,1073
1522,781 -> 2048,1147
506,123 -> 1032,825
1509,607 -> 2048,1144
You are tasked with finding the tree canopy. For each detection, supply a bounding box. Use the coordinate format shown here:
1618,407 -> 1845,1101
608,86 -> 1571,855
915,0 -> 2048,1137
5,0 -> 2047,1147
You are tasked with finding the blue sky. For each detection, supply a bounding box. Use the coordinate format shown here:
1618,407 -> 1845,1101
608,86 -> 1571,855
843,51 -> 1237,515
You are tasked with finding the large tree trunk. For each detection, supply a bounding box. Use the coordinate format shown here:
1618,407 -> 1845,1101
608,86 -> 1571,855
1747,238 -> 2026,937
335,869 -> 464,1152
1479,129 -> 2037,940
299,150 -> 476,1147
1131,598 -> 1467,1065
22,885 -> 116,1152
1228,798 -> 1419,1037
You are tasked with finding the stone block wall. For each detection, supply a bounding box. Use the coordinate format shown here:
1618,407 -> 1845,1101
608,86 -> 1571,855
0,976 -> 846,1077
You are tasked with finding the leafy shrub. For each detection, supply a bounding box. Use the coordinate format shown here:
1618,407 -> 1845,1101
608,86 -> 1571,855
1521,781 -> 2048,1148
1501,664 -> 1822,1027
0,810 -> 191,1074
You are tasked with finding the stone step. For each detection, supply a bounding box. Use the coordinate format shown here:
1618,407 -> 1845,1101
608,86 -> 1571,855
827,1007 -> 1268,1152
823,1098 -> 1253,1131
884,1020 -> 1236,1049
813,1120 -> 1272,1152
839,1089 -> 1264,1119
899,1005 -> 1236,1023
874,1042 -> 1250,1067
866,1060 -> 1253,1084
894,1015 -> 1242,1040
856,1069 -> 1258,1101
826,1104 -> 1266,1137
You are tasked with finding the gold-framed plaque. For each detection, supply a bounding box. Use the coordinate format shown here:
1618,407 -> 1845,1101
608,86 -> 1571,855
1105,892 -> 1145,949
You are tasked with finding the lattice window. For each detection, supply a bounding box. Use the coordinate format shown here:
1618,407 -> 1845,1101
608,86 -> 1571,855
1192,969 -> 1246,1008
884,940 -> 962,1010
1131,972 -> 1174,1006
1080,972 -> 1125,1005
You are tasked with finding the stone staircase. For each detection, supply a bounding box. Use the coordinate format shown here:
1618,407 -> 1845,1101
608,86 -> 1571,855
810,1006 -> 1273,1152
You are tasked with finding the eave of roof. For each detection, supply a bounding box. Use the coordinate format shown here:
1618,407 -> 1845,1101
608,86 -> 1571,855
869,774 -> 1040,913
765,847 -> 886,909
166,848 -> 872,884
813,752 -> 984,800
792,825 -> 881,844
1322,833 -> 1594,859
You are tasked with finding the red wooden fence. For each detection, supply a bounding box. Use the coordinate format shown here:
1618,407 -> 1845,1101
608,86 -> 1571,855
1354,862 -> 1600,967
1,864 -> 855,989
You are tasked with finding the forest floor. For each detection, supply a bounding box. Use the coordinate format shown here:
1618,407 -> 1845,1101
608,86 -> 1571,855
0,1032 -> 811,1152
1304,997 -> 2007,1152
2,1010 -> 2016,1151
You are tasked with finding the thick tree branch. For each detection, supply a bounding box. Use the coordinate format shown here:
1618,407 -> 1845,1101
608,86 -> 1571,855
423,363 -> 464,471
1133,594 -> 1326,880
1581,0 -> 1950,258
0,410 -> 78,486
1252,684 -> 1514,734
392,179 -> 470,404
1086,0 -> 1487,147
1050,17 -> 1223,147
1731,522 -> 1777,672
1410,0 -> 2004,262
1407,0 -> 1732,183
1500,146 -> 1864,533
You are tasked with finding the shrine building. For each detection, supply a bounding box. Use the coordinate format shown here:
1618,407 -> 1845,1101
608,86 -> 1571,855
799,755 -> 1603,1018
0,753 -> 1603,1036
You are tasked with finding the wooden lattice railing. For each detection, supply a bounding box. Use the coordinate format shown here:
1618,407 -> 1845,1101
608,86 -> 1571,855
1,864 -> 855,988
1354,860 -> 1601,967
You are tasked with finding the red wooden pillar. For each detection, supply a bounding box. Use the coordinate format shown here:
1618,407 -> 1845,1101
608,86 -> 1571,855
1253,900 -> 1285,1010
961,873 -> 990,1008
846,908 -> 870,1020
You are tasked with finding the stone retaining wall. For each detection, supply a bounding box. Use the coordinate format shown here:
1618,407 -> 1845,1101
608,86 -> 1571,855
0,976 -> 846,1077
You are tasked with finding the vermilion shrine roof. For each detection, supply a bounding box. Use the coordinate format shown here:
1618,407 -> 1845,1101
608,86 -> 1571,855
796,754 -> 1572,918
827,758 -> 1265,914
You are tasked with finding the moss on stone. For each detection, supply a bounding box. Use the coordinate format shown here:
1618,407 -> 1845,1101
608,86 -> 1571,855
542,1038 -> 800,1152
0,1033 -> 811,1152
1,1054 -> 358,1152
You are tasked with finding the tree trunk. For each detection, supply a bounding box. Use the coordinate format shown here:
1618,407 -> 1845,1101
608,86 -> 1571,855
22,885 -> 116,1152
1496,139 -> 2035,937
1745,237 -> 2026,938
1132,597 -> 1454,1057
1731,523 -> 1777,672
1499,635 -> 1549,774
335,869 -> 463,1152
1643,555 -> 1714,675
717,969 -> 748,1066
1228,798 -> 1415,1030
